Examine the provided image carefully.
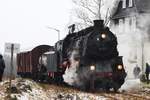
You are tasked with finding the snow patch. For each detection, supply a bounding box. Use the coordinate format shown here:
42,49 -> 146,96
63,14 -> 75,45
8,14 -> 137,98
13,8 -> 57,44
120,79 -> 141,91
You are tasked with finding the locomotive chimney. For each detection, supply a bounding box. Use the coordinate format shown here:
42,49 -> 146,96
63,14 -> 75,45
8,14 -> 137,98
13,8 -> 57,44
93,20 -> 104,29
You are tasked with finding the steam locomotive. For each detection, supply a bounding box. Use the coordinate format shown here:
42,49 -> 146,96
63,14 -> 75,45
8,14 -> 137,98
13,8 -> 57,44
17,20 -> 126,92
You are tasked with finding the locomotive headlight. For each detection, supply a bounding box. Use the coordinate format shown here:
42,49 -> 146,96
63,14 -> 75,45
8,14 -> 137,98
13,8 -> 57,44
101,33 -> 106,39
90,65 -> 95,71
117,65 -> 123,70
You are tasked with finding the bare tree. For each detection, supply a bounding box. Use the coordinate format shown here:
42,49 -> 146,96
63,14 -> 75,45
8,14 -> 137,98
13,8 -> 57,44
72,0 -> 108,29
72,0 -> 120,30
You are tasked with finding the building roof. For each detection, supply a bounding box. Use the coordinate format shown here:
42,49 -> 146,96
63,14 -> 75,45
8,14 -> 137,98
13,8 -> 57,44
135,0 -> 150,13
112,7 -> 137,19
112,0 -> 150,19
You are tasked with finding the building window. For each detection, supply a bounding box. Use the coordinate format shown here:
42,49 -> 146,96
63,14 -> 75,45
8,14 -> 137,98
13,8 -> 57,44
129,0 -> 133,7
131,17 -> 136,32
122,0 -> 126,8
119,19 -> 124,25
119,19 -> 124,33
114,19 -> 119,25
125,18 -> 130,33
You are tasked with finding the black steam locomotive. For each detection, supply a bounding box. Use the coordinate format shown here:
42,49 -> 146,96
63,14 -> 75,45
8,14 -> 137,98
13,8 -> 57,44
17,20 -> 126,92
55,20 -> 126,91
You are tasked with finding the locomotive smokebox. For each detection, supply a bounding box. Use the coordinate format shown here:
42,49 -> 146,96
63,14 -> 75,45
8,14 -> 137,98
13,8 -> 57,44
94,20 -> 104,29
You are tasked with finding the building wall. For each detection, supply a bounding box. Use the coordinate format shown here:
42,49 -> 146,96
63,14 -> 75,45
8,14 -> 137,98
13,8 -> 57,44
111,15 -> 141,78
111,13 -> 150,78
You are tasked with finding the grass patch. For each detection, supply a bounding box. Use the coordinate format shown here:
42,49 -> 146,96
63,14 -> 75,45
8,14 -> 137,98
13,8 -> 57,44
4,94 -> 18,100
6,86 -> 21,94
37,83 -> 50,90
142,82 -> 150,88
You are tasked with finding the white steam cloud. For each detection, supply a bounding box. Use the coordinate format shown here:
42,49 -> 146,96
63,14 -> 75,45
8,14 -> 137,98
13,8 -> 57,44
63,50 -> 81,86
63,49 -> 92,88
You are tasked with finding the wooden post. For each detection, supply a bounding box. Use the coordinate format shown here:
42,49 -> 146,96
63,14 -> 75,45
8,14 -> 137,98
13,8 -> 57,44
9,44 -> 14,92
141,34 -> 144,73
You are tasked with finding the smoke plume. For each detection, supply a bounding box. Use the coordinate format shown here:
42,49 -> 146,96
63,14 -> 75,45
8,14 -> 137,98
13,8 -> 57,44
63,50 -> 81,86
63,49 -> 93,88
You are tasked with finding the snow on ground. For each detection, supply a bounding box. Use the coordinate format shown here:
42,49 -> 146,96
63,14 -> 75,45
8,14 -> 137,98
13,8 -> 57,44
119,78 -> 142,92
0,80 -> 9,99
0,78 -> 106,100
1,78 -> 150,100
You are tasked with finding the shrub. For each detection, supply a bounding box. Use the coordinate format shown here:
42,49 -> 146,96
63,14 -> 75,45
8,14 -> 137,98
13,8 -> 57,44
139,73 -> 146,82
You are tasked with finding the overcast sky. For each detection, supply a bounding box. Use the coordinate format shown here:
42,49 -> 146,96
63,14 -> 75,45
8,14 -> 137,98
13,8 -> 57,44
0,0 -> 72,53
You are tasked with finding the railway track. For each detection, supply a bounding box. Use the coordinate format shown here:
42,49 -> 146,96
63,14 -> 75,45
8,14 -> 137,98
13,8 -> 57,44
98,92 -> 150,100
34,80 -> 150,100
39,82 -> 150,100
123,92 -> 150,100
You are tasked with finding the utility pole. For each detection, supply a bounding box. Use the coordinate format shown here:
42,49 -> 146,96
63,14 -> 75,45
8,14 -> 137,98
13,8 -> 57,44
141,34 -> 144,73
9,44 -> 14,94
47,27 -> 60,41
4,43 -> 20,93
